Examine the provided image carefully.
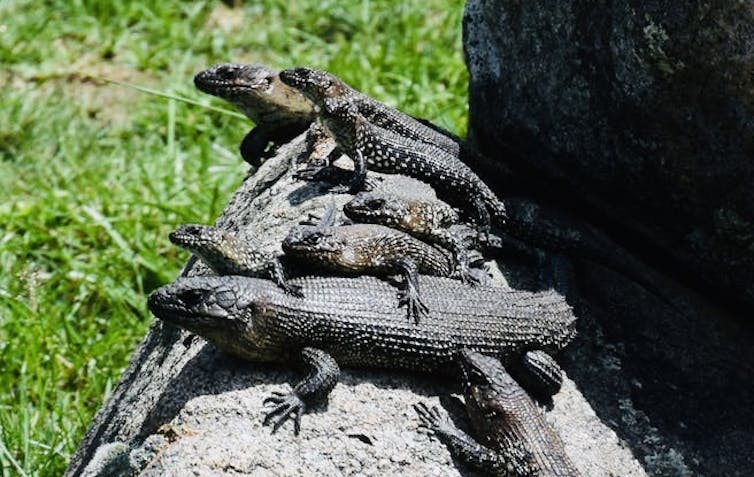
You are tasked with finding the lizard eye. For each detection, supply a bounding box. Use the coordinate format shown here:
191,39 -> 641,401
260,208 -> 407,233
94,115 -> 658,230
366,198 -> 385,210
301,231 -> 324,245
258,75 -> 274,90
215,289 -> 238,308
467,367 -> 489,386
177,289 -> 207,308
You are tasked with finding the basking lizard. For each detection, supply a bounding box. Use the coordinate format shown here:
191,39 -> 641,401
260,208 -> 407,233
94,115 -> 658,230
147,275 -> 576,434
279,67 -> 461,156
281,222 -> 477,323
416,350 -> 581,477
194,63 -> 317,166
169,224 -> 302,297
343,191 -> 461,245
278,67 -> 667,302
344,192 -> 674,305
284,87 -> 508,229
342,191 -> 513,256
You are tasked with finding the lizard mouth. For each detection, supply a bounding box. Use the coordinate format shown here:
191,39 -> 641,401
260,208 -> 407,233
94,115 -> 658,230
168,224 -> 224,250
168,224 -> 204,247
193,64 -> 272,95
194,76 -> 266,95
147,279 -> 236,330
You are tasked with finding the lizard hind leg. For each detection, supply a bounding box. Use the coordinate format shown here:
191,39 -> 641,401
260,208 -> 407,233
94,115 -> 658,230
392,257 -> 430,324
268,258 -> 303,298
262,347 -> 340,435
509,350 -> 564,400
239,127 -> 269,166
469,195 -> 491,234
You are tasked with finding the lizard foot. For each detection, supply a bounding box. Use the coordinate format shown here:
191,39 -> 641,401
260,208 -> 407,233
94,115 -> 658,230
294,167 -> 359,194
262,391 -> 306,435
455,257 -> 484,286
282,283 -> 305,298
398,286 -> 429,325
293,165 -> 333,182
413,402 -> 453,436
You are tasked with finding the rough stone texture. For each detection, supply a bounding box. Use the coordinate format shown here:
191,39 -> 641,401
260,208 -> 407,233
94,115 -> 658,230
463,0 -> 754,311
66,135 -> 661,476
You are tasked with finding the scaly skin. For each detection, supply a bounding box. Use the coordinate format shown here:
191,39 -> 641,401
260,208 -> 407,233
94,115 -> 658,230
279,69 -> 507,228
169,224 -> 302,297
281,222 -> 469,323
343,192 -> 460,243
148,275 -> 576,434
344,192 -> 674,306
279,67 -> 461,156
416,350 -> 581,477
277,67 -> 524,196
194,63 -> 317,166
343,192 -> 492,284
291,93 -> 508,229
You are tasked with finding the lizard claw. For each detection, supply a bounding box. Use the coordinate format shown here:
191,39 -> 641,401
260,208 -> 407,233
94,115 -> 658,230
413,402 -> 451,435
398,287 -> 429,324
326,183 -> 356,194
282,283 -> 305,298
455,260 -> 475,285
263,391 -> 306,435
458,264 -> 486,286
293,166 -> 327,182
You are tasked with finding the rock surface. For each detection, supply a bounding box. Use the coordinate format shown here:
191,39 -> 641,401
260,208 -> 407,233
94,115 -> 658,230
463,0 -> 754,311
66,136 -> 660,476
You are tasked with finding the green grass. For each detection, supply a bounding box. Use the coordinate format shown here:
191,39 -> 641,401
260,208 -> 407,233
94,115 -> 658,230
0,1 -> 468,474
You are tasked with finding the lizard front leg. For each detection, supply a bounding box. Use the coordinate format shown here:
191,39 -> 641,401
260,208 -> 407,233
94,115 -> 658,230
263,347 -> 340,435
509,350 -> 564,400
414,402 -> 526,477
268,257 -> 304,298
391,257 -> 429,324
239,126 -> 270,166
322,147 -> 367,194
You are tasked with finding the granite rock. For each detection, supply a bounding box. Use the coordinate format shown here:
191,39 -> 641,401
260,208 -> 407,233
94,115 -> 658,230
67,136 -> 657,477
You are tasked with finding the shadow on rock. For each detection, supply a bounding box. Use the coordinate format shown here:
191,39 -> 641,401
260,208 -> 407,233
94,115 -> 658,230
562,265 -> 754,475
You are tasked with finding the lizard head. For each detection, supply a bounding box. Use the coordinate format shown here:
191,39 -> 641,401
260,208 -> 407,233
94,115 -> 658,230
169,224 -> 247,274
279,67 -> 354,106
343,192 -> 411,229
148,275 -> 282,362
282,226 -> 348,257
194,63 -> 275,99
194,63 -> 315,122
458,349 -> 523,417
169,224 -> 231,255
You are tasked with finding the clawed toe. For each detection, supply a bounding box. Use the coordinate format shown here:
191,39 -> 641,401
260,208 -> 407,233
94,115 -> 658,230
398,289 -> 429,324
262,391 -> 306,435
284,283 -> 305,298
293,166 -> 325,182
413,402 -> 444,432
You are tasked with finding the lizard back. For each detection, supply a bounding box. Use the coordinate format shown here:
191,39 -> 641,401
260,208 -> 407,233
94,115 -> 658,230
252,275 -> 576,373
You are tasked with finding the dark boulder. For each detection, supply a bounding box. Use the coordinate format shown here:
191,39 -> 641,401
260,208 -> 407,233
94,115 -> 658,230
464,0 -> 754,310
